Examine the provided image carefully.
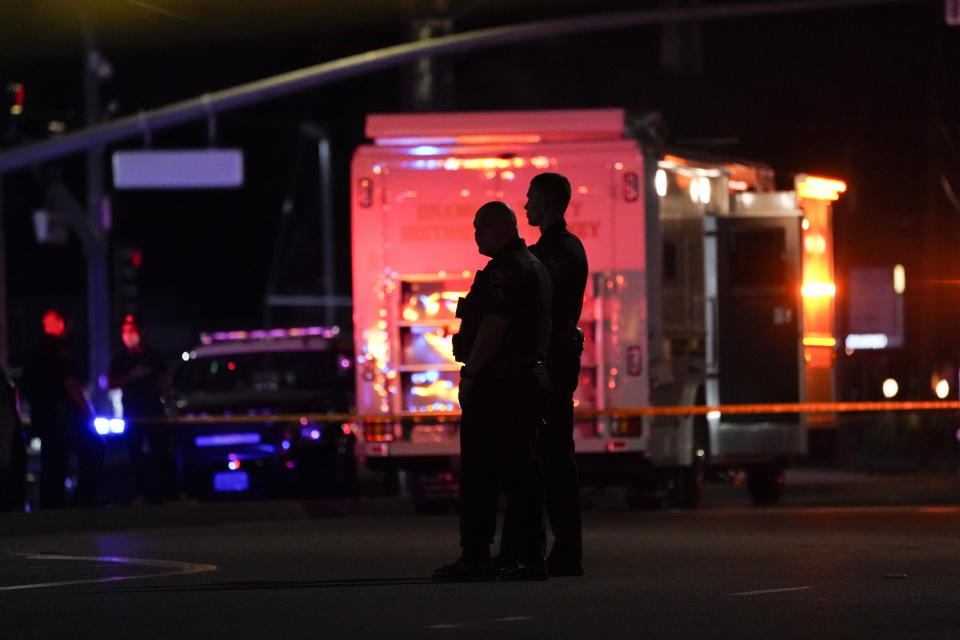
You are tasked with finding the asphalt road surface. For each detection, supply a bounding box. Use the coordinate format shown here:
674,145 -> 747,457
3,503 -> 960,639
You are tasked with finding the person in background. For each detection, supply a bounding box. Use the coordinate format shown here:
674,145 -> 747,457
108,314 -> 175,504
22,310 -> 101,508
0,363 -> 26,511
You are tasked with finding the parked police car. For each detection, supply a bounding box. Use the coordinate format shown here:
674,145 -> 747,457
173,326 -> 355,498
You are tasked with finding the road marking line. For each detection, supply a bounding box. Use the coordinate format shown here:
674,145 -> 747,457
0,552 -> 217,592
427,616 -> 534,629
731,586 -> 810,597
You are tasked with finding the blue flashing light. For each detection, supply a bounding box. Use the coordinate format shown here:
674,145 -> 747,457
409,145 -> 442,156
93,417 -> 125,436
281,440 -> 291,451
411,369 -> 441,385
194,433 -> 262,447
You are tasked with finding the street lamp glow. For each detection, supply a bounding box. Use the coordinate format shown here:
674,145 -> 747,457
655,169 -> 667,197
882,378 -> 899,399
935,378 -> 949,399
893,264 -> 905,294
698,176 -> 711,204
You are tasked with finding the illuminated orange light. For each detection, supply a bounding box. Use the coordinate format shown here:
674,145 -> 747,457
531,156 -> 550,170
801,218 -> 810,230
457,134 -> 541,145
797,176 -> 846,201
802,282 -> 836,298
501,170 -> 515,181
804,233 -> 826,254
513,158 -> 526,168
802,335 -> 837,347
577,186 -> 589,194
373,165 -> 383,175
614,162 -> 624,171
459,189 -> 470,197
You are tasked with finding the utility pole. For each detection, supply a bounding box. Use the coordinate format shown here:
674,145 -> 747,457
405,1 -> 454,111
82,32 -> 111,407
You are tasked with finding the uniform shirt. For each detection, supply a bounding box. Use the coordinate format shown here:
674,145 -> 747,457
530,220 -> 588,349
22,333 -> 79,407
476,237 -> 553,365
108,345 -> 168,418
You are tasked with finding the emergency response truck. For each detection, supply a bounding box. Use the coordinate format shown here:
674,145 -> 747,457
350,109 -> 843,507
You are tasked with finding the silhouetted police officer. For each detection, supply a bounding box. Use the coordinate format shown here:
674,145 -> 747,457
434,201 -> 552,582
0,363 -> 26,511
108,314 -> 175,504
22,310 -> 101,508
526,173 -> 588,576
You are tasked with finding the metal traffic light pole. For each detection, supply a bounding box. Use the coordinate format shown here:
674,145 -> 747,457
82,29 -> 110,407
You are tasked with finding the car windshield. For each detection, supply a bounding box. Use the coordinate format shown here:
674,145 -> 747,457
176,350 -> 340,395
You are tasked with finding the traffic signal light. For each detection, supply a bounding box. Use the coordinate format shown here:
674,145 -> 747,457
114,245 -> 141,319
3,82 -> 24,142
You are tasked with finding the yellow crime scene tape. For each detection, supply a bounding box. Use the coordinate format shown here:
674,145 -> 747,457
132,400 -> 960,425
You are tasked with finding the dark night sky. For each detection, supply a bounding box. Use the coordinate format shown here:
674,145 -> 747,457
2,0 -> 959,387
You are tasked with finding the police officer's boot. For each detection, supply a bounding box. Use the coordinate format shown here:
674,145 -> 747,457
432,548 -> 493,582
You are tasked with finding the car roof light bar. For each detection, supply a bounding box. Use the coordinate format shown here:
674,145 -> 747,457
200,325 -> 341,345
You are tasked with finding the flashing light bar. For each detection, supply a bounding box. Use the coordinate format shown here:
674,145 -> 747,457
797,176 -> 847,201
802,282 -> 836,298
378,134 -> 543,147
845,333 -> 889,350
93,417 -> 125,436
194,433 -> 262,447
399,155 -> 550,171
200,325 -> 340,345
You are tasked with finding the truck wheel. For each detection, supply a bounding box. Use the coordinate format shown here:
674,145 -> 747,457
409,470 -> 458,515
625,465 -> 665,508
675,464 -> 704,508
747,464 -> 785,505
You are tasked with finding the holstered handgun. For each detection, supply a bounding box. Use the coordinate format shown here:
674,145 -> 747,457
452,295 -> 479,363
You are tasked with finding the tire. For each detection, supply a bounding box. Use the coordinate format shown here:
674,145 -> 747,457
747,464 -> 785,505
675,463 -> 704,508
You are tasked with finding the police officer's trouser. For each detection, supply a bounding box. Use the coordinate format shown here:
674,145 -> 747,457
126,417 -> 177,503
458,367 -> 549,563
538,343 -> 583,562
35,404 -> 104,508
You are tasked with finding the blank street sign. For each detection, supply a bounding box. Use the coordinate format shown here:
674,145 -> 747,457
112,149 -> 244,189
